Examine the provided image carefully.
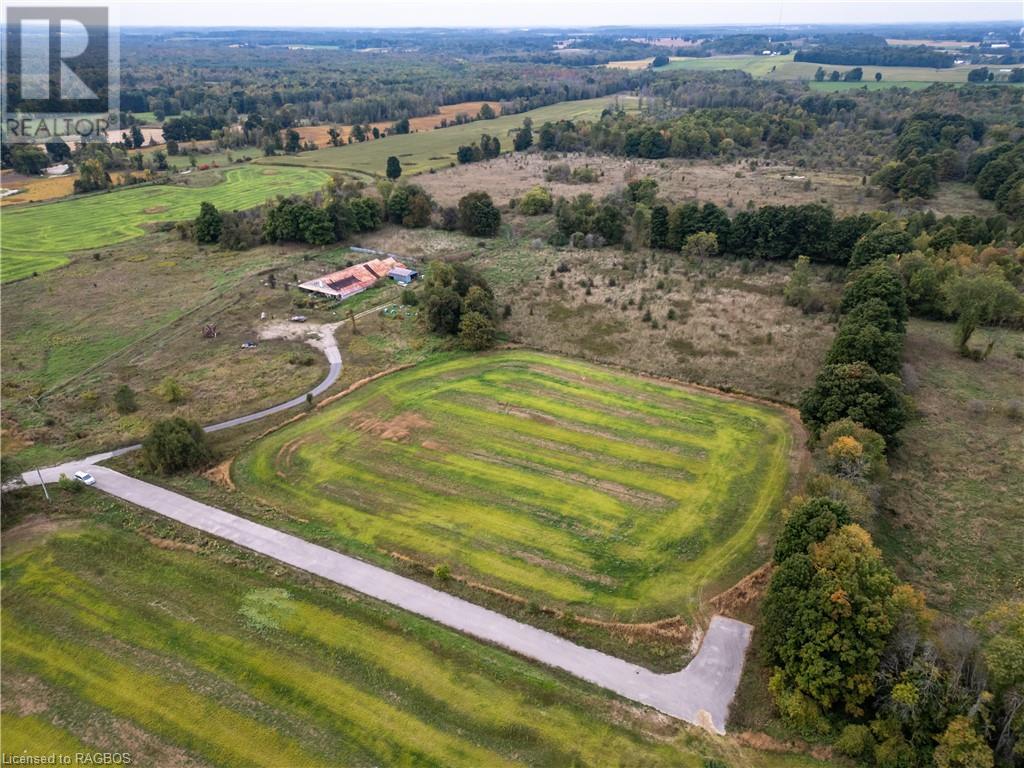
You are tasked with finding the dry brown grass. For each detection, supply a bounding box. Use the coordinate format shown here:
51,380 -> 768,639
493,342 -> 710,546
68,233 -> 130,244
413,153 -> 996,220
502,249 -> 837,404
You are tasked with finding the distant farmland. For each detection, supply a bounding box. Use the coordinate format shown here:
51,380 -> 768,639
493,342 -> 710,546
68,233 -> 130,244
0,166 -> 329,282
233,351 -> 793,620
258,95 -> 639,178
609,52 -> 990,87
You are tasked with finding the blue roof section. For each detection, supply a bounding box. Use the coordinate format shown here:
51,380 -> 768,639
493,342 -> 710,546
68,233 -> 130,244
389,268 -> 418,278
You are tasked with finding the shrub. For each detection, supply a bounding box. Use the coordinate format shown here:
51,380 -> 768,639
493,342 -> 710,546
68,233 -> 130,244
804,473 -> 876,522
156,377 -> 186,404
518,186 -> 553,215
836,724 -> 876,761
458,191 -> 501,237
458,311 -> 496,351
57,473 -> 83,493
820,418 -> 887,479
400,288 -> 418,306
113,384 -> 137,415
140,417 -> 212,475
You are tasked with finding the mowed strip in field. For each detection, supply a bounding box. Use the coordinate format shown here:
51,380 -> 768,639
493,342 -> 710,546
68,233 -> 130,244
0,166 -> 329,282
233,351 -> 793,618
259,95 -> 638,177
3,515 -> 747,767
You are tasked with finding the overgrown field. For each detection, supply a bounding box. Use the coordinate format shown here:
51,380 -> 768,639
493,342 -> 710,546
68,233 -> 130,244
258,95 -> 639,178
0,166 -> 329,281
233,350 -> 793,619
0,232 -> 354,468
0,494 -> 823,768
878,320 -> 1024,615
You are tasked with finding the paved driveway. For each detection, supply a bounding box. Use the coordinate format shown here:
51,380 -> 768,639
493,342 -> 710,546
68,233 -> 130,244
22,463 -> 752,734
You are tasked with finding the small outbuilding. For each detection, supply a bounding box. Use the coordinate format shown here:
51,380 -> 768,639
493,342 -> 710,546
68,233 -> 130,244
388,267 -> 418,285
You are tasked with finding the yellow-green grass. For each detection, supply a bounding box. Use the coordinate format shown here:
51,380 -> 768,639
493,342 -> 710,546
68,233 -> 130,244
0,165 -> 329,282
233,350 -> 793,619
628,53 -> 988,85
0,504 -> 824,767
258,95 -> 639,178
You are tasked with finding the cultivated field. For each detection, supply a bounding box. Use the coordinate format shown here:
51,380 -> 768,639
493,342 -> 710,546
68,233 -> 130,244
292,100 -> 504,147
609,53 -> 990,86
233,351 -> 794,619
258,95 -> 639,178
0,166 -> 329,281
0,494 -> 824,768
878,320 -> 1024,614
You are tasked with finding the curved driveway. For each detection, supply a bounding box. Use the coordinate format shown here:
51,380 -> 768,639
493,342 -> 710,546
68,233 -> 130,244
22,462 -> 752,733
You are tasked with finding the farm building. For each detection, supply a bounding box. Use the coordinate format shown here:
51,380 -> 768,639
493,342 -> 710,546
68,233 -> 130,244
298,257 -> 413,300
388,267 -> 418,285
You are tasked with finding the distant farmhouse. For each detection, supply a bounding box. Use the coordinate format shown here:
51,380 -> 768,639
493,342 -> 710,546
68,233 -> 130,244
298,255 -> 417,300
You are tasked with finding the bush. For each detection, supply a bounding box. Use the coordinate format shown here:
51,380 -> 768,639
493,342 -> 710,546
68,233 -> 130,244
458,311 -> 496,351
820,418 -> 887,479
57,473 -> 83,493
836,724 -> 876,761
140,417 -> 212,475
113,384 -> 137,415
841,262 -> 909,332
518,186 -> 553,215
156,377 -> 186,404
400,288 -> 418,306
458,191 -> 501,237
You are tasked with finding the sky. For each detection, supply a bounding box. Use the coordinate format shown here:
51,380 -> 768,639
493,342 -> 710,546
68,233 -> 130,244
5,0 -> 1021,28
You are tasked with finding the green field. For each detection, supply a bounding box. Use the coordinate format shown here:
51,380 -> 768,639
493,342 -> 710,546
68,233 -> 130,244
0,495 -> 822,767
259,95 -> 639,177
643,53 -> 986,85
233,350 -> 793,618
0,165 -> 329,282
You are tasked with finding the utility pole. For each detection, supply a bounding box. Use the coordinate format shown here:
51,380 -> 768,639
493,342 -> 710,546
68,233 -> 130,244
36,467 -> 50,502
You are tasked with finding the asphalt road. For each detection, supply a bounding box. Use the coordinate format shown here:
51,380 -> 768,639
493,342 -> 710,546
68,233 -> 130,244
21,462 -> 752,734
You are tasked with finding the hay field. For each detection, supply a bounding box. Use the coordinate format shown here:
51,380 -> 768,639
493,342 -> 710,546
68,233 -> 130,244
233,350 -> 793,619
258,95 -> 638,178
0,494 -> 826,767
0,166 -> 329,282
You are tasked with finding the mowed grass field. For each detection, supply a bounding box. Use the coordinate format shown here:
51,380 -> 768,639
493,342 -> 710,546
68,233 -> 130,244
233,350 -> 793,619
0,497 -> 824,768
613,53 -> 989,87
259,95 -> 639,178
0,166 -> 329,282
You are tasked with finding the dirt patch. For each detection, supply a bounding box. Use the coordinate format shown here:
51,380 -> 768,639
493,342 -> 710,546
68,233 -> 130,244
0,672 -> 51,716
203,457 -> 236,490
736,731 -> 834,762
143,205 -> 170,214
2,515 -> 84,553
420,439 -> 446,451
352,411 -> 431,442
708,562 -> 773,617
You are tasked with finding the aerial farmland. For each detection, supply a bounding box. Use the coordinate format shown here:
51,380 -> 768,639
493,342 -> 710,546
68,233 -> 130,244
2,9 -> 1022,768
